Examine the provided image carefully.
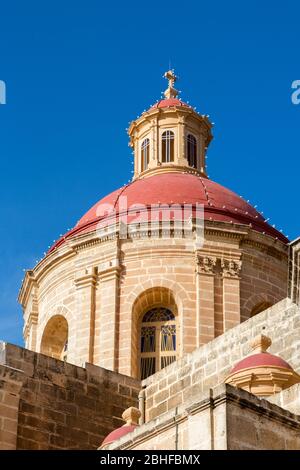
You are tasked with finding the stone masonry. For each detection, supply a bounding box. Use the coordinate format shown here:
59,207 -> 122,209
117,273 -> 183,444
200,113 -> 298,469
107,384 -> 300,450
141,298 -> 300,422
0,342 -> 140,450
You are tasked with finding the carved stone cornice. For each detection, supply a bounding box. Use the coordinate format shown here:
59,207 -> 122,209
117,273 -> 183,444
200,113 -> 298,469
18,271 -> 38,308
98,264 -> 121,283
221,259 -> 242,278
196,255 -> 217,275
23,310 -> 38,340
74,267 -> 98,290
18,245 -> 76,307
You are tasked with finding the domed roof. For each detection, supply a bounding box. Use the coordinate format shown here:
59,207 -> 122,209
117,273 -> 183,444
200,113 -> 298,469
149,98 -> 190,110
100,407 -> 140,449
49,173 -> 288,252
101,424 -> 137,447
225,335 -> 300,397
231,353 -> 292,374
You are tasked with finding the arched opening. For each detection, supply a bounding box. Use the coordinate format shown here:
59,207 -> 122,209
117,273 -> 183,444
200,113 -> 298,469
187,134 -> 197,168
131,286 -> 179,379
250,301 -> 272,317
140,307 -> 176,380
40,315 -> 68,361
141,138 -> 150,172
162,130 -> 174,163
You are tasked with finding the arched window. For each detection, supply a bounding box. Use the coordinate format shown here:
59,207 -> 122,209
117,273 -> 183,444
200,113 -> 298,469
187,134 -> 197,168
162,130 -> 174,163
141,138 -> 150,172
140,307 -> 176,380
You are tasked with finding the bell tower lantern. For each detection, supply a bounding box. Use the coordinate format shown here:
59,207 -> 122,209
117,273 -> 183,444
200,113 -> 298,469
128,70 -> 213,179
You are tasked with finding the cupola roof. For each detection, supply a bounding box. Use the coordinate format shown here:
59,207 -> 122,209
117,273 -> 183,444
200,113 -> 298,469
49,173 -> 288,253
225,335 -> 300,397
100,407 -> 140,450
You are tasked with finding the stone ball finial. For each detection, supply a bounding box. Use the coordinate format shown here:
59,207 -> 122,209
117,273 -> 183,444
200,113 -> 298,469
122,407 -> 141,426
250,334 -> 272,354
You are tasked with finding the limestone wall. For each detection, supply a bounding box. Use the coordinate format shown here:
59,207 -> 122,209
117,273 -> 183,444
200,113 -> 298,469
268,383 -> 300,416
0,364 -> 24,449
142,299 -> 300,421
0,342 -> 140,450
107,384 -> 300,450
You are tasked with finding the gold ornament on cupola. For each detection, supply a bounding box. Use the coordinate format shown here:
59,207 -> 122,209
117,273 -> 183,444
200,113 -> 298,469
128,70 -> 213,179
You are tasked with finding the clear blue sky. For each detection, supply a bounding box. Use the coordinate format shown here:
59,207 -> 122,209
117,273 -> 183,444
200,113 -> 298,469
0,1 -> 299,345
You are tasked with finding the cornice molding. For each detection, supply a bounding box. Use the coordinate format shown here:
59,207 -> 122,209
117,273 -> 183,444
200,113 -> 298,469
18,246 -> 76,306
74,268 -> 98,290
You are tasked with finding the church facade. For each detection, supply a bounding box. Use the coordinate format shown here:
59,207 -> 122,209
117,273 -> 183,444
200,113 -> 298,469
1,72 -> 300,450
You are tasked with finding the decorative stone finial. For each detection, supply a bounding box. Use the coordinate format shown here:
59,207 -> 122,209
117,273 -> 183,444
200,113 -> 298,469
250,334 -> 272,354
122,407 -> 141,426
164,69 -> 179,99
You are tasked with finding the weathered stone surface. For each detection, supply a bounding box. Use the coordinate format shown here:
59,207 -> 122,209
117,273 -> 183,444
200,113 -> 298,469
0,343 -> 140,450
143,299 -> 300,421
107,385 -> 300,450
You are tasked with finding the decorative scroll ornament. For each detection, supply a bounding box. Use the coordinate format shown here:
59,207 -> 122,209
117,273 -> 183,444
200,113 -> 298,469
221,259 -> 242,278
196,255 -> 217,274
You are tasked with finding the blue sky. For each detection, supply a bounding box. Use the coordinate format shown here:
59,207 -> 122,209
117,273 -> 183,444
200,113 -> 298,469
0,1 -> 299,345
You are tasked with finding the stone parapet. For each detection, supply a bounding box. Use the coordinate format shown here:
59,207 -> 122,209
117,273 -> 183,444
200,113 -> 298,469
0,342 -> 140,450
106,384 -> 300,450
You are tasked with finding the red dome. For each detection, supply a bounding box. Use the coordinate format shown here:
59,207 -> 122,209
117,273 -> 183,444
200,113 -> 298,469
49,173 -> 288,252
231,353 -> 292,374
101,424 -> 137,447
149,98 -> 190,109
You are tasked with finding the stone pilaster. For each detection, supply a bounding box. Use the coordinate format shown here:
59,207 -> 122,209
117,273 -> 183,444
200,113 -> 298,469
221,259 -> 242,331
288,238 -> 300,305
195,254 -> 217,346
132,131 -> 138,178
199,131 -> 206,174
177,115 -> 187,166
148,118 -> 158,169
23,290 -> 39,351
74,267 -> 98,366
96,260 -> 121,371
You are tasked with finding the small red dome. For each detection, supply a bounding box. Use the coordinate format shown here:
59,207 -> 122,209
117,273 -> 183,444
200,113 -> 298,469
231,353 -> 292,374
149,98 -> 190,109
49,173 -> 288,252
101,424 -> 137,447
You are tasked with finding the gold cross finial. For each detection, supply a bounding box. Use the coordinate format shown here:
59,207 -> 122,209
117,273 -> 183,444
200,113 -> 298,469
163,69 -> 179,99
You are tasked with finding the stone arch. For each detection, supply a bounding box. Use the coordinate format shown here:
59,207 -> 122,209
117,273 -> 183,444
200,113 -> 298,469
40,314 -> 68,360
243,293 -> 275,319
250,301 -> 273,317
130,282 -> 186,379
126,277 -> 190,314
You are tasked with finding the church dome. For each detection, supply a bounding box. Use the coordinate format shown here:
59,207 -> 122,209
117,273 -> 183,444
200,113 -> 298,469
149,97 -> 190,109
20,70 -> 291,387
49,172 -> 288,252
